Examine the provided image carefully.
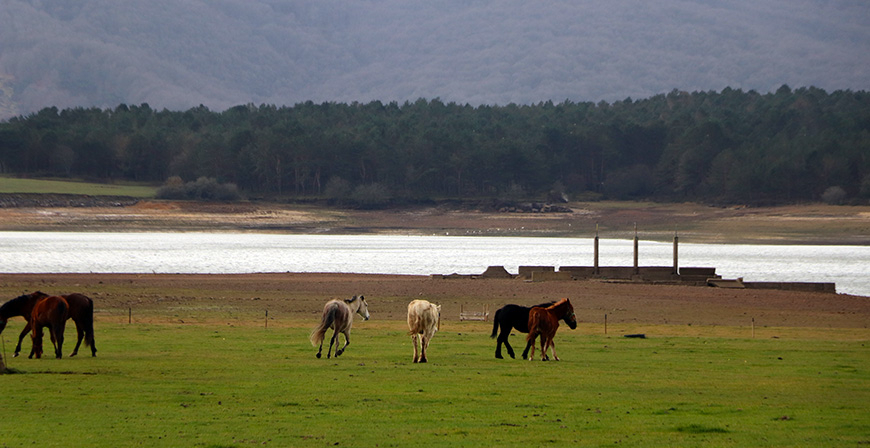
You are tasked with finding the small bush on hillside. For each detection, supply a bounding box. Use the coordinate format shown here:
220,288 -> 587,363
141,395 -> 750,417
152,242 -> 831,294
324,176 -> 353,202
350,182 -> 392,208
156,176 -> 242,201
821,186 -> 847,205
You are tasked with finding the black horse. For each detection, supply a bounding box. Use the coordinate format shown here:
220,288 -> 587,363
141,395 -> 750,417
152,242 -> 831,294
0,291 -> 97,358
490,301 -> 555,359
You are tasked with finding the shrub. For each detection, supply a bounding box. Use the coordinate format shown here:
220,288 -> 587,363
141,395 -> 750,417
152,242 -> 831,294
350,183 -> 392,208
156,176 -> 242,201
324,176 -> 353,201
821,186 -> 847,205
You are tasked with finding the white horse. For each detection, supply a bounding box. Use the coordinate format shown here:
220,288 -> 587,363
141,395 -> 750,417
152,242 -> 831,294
310,295 -> 370,359
407,299 -> 441,363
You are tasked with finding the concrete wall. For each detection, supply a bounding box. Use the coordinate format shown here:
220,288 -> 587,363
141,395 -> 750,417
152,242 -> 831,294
744,282 -> 837,293
519,266 -> 554,279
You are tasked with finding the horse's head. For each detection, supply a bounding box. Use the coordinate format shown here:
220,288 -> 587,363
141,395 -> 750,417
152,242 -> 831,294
355,295 -> 370,321
561,299 -> 578,330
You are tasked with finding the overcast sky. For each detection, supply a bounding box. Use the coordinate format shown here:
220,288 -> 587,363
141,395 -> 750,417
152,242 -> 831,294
1,0 -> 868,119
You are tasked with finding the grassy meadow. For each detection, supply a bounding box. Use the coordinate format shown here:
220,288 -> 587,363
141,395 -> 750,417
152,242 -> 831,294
1,320 -> 867,447
0,176 -> 156,197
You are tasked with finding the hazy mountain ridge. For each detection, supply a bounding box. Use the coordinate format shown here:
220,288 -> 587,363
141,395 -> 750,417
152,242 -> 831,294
1,0 -> 868,119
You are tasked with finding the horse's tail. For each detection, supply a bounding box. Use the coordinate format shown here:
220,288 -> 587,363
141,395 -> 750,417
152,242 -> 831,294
490,308 -> 502,338
407,312 -> 421,336
526,310 -> 539,343
309,305 -> 337,347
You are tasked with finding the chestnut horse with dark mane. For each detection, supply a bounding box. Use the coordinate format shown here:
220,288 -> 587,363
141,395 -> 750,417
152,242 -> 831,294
490,301 -> 555,359
525,298 -> 577,361
30,295 -> 69,359
0,291 -> 97,358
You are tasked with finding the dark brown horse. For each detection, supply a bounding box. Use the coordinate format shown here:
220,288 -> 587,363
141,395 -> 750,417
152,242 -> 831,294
525,298 -> 577,361
490,301 -> 555,359
0,291 -> 97,357
30,295 -> 69,359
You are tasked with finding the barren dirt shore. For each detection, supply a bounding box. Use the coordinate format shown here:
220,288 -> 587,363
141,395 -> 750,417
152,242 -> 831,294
1,272 -> 867,331
0,198 -> 868,244
0,199 -> 867,331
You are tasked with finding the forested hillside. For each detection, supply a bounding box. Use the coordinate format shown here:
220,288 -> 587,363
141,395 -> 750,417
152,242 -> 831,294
0,87 -> 868,205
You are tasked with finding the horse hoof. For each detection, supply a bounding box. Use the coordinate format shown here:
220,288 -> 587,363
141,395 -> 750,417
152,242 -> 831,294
419,358 -> 427,363
316,353 -> 322,359
13,353 -> 19,358
69,353 -> 77,357
495,354 -> 503,359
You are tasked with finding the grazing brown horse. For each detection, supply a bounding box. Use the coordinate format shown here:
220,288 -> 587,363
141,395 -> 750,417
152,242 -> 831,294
526,298 -> 577,361
30,295 -> 69,359
0,291 -> 97,358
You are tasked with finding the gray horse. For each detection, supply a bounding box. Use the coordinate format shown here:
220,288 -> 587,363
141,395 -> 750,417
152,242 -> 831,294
309,295 -> 370,358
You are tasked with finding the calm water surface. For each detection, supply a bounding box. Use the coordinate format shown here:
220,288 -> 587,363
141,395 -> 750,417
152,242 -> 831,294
1,232 -> 867,297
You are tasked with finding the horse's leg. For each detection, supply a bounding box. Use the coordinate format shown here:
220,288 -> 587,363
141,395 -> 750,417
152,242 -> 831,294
70,322 -> 84,357
419,335 -> 428,363
55,321 -> 65,359
520,337 -> 532,360
31,326 -> 42,359
540,336 -> 549,361
14,322 -> 31,357
501,323 -> 517,359
550,339 -> 560,361
412,334 -> 419,363
326,328 -> 338,359
315,337 -> 324,359
527,333 -> 536,361
335,331 -> 349,357
48,324 -> 60,359
88,329 -> 97,357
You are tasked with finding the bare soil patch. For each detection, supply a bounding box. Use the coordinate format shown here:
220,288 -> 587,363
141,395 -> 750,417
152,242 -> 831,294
1,273 -> 866,330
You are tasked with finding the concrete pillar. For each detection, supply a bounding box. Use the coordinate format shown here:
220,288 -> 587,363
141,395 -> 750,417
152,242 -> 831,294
633,223 -> 639,275
593,224 -> 600,275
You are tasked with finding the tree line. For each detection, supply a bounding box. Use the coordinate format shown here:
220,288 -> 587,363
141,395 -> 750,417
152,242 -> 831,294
0,85 -> 868,205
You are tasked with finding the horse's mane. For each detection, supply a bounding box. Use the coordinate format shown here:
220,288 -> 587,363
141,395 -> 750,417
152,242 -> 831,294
345,295 -> 364,304
1,291 -> 43,312
548,298 -> 570,309
532,301 -> 556,308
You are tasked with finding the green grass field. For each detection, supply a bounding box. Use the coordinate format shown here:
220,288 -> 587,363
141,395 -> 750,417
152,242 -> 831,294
0,176 -> 156,197
1,320 -> 867,447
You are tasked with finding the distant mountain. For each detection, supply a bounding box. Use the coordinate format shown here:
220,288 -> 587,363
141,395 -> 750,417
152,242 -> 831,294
1,0 -> 868,119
